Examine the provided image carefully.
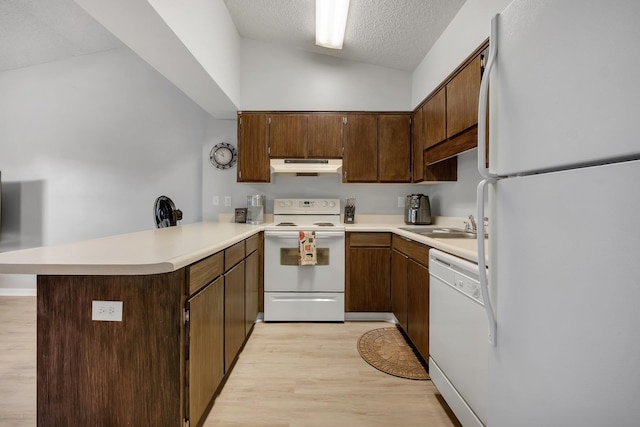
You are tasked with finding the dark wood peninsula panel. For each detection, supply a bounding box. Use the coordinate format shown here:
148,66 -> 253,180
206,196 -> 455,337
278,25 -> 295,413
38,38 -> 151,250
36,232 -> 262,427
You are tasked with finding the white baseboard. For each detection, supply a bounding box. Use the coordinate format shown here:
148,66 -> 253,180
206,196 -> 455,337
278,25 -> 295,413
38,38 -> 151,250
0,288 -> 36,296
345,312 -> 398,323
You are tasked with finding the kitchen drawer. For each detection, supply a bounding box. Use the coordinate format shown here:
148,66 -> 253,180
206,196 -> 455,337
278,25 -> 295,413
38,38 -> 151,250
245,233 -> 260,255
225,241 -> 246,271
188,251 -> 224,295
349,232 -> 391,247
392,234 -> 430,265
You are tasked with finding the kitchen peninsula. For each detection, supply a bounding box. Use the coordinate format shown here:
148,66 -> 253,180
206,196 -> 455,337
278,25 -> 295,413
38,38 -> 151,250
0,219 -> 481,427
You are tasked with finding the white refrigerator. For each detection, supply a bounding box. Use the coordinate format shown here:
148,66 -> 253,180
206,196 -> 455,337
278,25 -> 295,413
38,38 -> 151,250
476,1 -> 640,426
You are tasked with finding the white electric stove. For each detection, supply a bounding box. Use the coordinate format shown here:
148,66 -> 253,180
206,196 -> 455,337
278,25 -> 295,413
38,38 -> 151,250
263,199 -> 345,322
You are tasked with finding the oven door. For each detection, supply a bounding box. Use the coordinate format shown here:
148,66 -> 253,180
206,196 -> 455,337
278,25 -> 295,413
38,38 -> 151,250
264,230 -> 345,292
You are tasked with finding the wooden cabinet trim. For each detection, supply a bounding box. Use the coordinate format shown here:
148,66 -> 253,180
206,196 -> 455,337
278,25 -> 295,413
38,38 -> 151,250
348,232 -> 391,247
224,241 -> 246,271
392,235 -> 430,265
188,252 -> 224,295
425,126 -> 478,165
245,233 -> 260,255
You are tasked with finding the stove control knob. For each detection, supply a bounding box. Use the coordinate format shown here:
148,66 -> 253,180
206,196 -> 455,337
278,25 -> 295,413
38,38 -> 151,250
286,200 -> 293,207
321,201 -> 328,207
329,201 -> 336,208
278,201 -> 286,208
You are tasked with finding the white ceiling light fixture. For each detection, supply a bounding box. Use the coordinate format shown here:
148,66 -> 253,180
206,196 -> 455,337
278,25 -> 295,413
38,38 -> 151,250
315,0 -> 350,50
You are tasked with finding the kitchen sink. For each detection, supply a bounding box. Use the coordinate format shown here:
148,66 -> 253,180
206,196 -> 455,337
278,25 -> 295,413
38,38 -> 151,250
399,227 -> 478,239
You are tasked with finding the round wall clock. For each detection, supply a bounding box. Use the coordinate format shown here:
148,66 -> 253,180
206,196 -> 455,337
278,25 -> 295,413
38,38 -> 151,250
209,142 -> 237,169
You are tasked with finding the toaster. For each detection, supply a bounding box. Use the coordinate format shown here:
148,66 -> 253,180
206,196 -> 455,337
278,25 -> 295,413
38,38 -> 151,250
404,194 -> 432,225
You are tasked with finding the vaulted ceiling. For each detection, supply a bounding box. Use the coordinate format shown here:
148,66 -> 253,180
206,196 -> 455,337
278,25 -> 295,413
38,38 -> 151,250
0,0 -> 465,73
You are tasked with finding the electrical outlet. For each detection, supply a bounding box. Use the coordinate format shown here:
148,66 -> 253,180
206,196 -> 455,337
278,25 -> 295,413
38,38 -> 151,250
92,301 -> 123,322
213,196 -> 219,206
224,196 -> 232,207
397,196 -> 405,208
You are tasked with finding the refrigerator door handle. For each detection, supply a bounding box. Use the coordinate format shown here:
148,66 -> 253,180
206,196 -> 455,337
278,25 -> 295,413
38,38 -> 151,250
478,14 -> 500,179
477,178 -> 497,346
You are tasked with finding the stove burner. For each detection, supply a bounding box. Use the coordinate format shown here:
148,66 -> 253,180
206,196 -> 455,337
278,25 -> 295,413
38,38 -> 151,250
276,222 -> 297,226
313,222 -> 336,227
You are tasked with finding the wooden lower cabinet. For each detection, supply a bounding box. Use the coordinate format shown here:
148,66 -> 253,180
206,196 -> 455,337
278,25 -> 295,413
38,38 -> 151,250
391,249 -> 408,330
407,258 -> 429,359
391,235 -> 431,362
187,277 -> 224,426
346,233 -> 391,312
224,260 -> 246,372
245,249 -> 259,336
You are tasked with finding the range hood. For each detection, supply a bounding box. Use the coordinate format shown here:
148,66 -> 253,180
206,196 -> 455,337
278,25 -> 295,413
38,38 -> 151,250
270,159 -> 342,175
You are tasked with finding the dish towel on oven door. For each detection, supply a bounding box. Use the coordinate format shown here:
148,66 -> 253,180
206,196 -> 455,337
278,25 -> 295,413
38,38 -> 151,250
299,231 -> 317,265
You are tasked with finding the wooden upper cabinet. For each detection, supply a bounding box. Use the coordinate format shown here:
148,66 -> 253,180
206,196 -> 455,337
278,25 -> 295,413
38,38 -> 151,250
424,88 -> 447,150
378,114 -> 411,183
446,54 -> 482,138
307,114 -> 343,158
237,113 -> 270,183
412,107 -> 425,183
343,114 -> 378,182
268,114 -> 307,158
419,40 -> 488,166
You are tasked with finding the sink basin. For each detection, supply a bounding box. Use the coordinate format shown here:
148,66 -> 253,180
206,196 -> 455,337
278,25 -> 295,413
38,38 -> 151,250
399,227 -> 478,239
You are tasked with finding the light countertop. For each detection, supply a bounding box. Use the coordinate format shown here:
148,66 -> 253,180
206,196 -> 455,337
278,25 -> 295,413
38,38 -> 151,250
0,216 -> 485,276
0,222 -> 264,275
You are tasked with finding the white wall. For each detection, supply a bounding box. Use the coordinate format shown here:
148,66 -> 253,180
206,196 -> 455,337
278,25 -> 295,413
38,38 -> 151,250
75,0 -> 239,118
0,47 -> 207,292
240,38 -> 412,111
147,0 -> 241,108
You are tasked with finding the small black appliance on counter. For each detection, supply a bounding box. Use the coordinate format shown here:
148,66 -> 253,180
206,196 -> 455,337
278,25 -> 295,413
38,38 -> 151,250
404,194 -> 431,224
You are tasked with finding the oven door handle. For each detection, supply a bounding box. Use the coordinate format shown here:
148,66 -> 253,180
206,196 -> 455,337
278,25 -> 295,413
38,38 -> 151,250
265,231 -> 345,239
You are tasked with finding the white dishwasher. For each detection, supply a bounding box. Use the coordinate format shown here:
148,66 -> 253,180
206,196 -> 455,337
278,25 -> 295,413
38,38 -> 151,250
429,249 -> 488,427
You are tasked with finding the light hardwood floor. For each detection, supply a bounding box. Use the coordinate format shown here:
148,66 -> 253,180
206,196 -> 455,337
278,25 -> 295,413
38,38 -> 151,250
205,321 -> 461,427
0,297 -> 460,427
0,296 -> 36,426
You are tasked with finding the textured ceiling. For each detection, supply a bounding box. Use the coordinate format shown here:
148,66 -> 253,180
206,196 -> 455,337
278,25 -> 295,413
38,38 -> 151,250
0,0 -> 123,72
224,0 -> 466,71
0,0 -> 466,74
